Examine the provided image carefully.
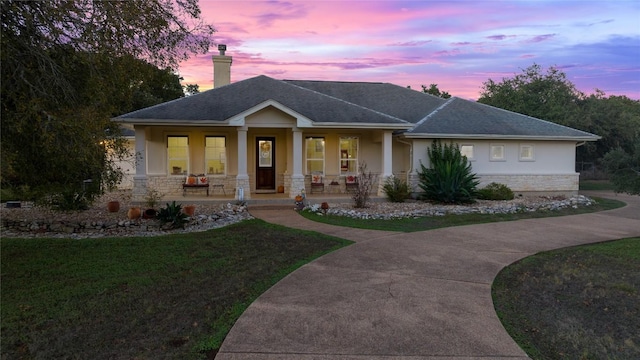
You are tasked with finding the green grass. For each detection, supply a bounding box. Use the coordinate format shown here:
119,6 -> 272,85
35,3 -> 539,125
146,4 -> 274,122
579,180 -> 615,191
492,237 -> 640,359
1,219 -> 352,359
299,197 -> 625,232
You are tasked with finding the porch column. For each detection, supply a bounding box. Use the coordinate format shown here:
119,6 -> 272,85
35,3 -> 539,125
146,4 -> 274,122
378,131 -> 393,196
236,127 -> 251,200
132,126 -> 148,199
289,128 -> 305,198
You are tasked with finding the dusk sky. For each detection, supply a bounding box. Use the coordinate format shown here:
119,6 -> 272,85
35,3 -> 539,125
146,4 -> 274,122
178,0 -> 640,100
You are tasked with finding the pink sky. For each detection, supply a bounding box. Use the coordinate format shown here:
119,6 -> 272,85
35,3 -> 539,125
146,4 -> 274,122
178,0 -> 640,100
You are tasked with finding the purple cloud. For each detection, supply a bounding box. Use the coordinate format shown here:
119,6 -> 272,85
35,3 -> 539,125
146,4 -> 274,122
525,34 -> 557,43
388,40 -> 433,47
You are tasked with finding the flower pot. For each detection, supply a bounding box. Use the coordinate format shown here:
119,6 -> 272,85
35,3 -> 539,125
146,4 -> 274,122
127,207 -> 141,220
277,185 -> 285,193
107,201 -> 120,212
295,195 -> 303,202
143,208 -> 157,219
183,205 -> 196,216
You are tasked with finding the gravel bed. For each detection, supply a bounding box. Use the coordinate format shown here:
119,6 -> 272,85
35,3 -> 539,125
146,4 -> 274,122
1,191 -> 595,239
305,195 -> 596,219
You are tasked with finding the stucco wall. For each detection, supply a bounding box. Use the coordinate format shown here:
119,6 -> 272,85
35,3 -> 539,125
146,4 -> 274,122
409,139 -> 580,195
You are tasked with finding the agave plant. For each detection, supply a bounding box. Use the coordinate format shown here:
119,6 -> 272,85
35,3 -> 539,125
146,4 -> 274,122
418,140 -> 479,204
156,201 -> 189,229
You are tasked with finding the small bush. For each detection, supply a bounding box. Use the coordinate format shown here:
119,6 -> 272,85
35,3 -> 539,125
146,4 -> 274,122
352,162 -> 376,208
157,201 -> 189,229
50,189 -> 93,211
477,183 -> 514,200
382,175 -> 410,202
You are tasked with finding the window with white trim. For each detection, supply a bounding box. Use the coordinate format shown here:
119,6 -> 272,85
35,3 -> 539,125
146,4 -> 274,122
460,144 -> 474,160
339,137 -> 359,174
305,137 -> 325,174
205,136 -> 226,175
519,144 -> 535,161
490,144 -> 505,161
168,136 -> 189,175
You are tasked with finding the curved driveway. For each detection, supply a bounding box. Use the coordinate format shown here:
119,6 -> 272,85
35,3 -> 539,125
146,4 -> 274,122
216,191 -> 640,360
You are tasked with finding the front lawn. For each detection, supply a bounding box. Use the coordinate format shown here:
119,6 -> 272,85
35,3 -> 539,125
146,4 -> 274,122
493,237 -> 640,359
1,219 -> 352,359
299,197 -> 625,232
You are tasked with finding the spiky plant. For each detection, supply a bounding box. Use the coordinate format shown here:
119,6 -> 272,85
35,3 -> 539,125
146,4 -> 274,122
418,140 -> 479,204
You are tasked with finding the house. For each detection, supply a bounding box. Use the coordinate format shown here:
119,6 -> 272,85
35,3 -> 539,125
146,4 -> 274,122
114,47 -> 599,200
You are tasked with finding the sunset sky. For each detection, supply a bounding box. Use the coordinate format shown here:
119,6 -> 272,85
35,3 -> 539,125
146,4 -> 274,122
178,0 -> 640,100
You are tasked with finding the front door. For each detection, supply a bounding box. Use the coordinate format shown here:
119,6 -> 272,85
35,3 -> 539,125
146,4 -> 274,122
256,137 -> 275,190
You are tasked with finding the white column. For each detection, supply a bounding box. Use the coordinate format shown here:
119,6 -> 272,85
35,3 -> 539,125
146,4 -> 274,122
237,127 -> 248,176
236,127 -> 250,200
378,131 -> 393,196
292,129 -> 303,176
382,131 -> 393,177
289,128 -> 305,198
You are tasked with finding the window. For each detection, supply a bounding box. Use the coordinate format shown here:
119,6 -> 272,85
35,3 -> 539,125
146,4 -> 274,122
519,144 -> 535,161
490,144 -> 505,161
305,137 -> 325,174
339,137 -> 359,173
205,136 -> 226,175
168,136 -> 189,175
460,144 -> 474,160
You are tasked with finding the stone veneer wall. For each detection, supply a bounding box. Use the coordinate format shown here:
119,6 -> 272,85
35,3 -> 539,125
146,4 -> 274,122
407,173 -> 579,197
134,175 -> 236,200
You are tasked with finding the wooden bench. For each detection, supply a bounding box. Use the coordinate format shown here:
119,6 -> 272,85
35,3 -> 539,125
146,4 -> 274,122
182,183 -> 209,196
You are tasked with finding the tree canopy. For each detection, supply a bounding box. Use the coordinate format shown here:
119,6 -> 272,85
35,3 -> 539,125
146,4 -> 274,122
478,64 -> 640,164
421,84 -> 451,99
1,0 -> 215,204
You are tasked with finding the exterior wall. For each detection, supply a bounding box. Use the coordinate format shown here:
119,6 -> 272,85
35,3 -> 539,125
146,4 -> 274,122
408,139 -> 580,195
116,138 -> 136,189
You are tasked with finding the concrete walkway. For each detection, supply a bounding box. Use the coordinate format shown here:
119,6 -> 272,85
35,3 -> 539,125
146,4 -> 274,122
216,191 -> 640,360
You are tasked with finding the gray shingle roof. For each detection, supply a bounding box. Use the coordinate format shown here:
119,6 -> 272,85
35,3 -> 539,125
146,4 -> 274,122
407,98 -> 598,139
115,75 -> 599,140
116,75 -> 411,126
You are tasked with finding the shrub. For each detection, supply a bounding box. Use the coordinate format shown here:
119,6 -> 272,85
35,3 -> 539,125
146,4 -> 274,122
382,175 -> 411,202
477,182 -> 515,200
156,201 -> 189,229
418,140 -> 479,204
50,189 -> 94,211
352,162 -> 376,208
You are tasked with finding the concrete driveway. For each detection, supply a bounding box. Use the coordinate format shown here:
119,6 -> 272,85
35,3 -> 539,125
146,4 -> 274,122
216,191 -> 640,359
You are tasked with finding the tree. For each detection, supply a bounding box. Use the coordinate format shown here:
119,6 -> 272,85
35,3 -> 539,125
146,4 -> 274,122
1,0 -> 215,204
183,84 -> 200,96
602,138 -> 640,195
421,84 -> 451,99
478,64 -> 583,127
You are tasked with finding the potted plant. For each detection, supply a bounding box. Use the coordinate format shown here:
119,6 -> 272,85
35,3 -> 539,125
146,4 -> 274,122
107,200 -> 120,212
183,204 -> 196,216
127,207 -> 141,220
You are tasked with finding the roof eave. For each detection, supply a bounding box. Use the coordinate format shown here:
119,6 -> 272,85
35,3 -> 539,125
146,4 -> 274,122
306,122 -> 414,129
401,133 -> 601,141
113,118 -> 231,126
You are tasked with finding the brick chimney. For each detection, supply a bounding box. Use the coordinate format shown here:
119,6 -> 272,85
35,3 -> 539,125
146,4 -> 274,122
212,44 -> 232,88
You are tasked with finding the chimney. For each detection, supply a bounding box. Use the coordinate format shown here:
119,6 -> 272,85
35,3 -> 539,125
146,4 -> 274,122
212,44 -> 232,88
